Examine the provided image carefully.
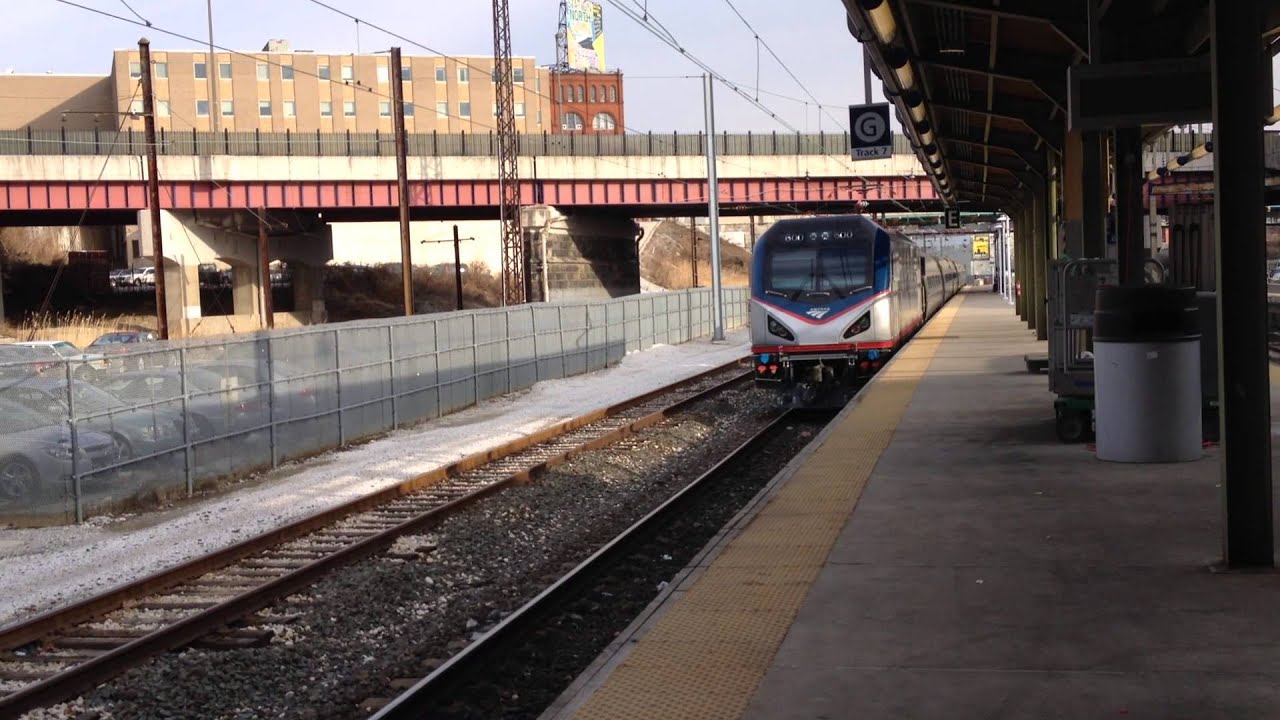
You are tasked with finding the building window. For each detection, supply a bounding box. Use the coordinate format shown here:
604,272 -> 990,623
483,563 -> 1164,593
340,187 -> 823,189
459,101 -> 471,118
257,63 -> 269,80
593,112 -> 617,131
194,62 -> 207,79
341,64 -> 353,81
284,100 -> 296,117
259,100 -> 272,117
343,101 -> 356,117
320,100 -> 333,117
154,62 -> 168,79
491,68 -> 498,83
196,100 -> 210,117
157,100 -> 170,117
282,64 -> 294,80
128,61 -> 141,79
222,100 -> 234,116
537,109 -> 542,125
401,66 -> 412,82
435,65 -> 446,82
515,102 -> 525,118
558,85 -> 565,102
576,85 -> 584,102
129,99 -> 143,116
219,62 -> 232,80
514,67 -> 525,84
590,86 -> 597,103
537,75 -> 541,92
436,101 -> 448,118
404,102 -> 414,117
319,64 -> 331,80
458,67 -> 469,83
562,112 -> 584,131
491,102 -> 497,117
377,65 -> 389,84
609,86 -> 617,102
379,101 -> 391,117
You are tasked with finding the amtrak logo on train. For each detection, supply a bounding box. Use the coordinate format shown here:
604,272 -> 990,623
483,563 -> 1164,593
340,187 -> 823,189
805,307 -> 831,320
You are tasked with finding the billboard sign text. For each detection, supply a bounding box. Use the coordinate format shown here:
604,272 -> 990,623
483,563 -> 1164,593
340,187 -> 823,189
566,0 -> 606,72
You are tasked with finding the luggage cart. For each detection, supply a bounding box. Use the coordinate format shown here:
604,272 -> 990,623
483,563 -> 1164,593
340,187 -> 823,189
1048,258 -> 1117,442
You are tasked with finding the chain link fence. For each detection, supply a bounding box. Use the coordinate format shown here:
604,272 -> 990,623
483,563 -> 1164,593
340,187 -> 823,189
0,288 -> 748,526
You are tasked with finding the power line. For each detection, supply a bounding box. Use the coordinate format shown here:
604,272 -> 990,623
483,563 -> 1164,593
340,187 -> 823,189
719,0 -> 848,132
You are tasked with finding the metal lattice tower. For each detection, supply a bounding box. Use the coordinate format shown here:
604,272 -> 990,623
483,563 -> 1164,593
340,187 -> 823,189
555,0 -> 569,72
493,0 -> 524,305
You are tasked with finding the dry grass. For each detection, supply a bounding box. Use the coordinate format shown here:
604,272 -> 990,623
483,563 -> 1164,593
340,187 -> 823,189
1,311 -> 156,347
323,261 -> 505,322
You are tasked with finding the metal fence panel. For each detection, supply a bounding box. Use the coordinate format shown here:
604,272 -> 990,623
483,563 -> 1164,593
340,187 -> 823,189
507,307 -> 538,392
533,306 -> 566,381
0,288 -> 749,525
392,321 -> 441,426
337,325 -> 395,443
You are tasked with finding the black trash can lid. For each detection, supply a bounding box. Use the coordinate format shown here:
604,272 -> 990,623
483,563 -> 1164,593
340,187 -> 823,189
1094,284 -> 1200,342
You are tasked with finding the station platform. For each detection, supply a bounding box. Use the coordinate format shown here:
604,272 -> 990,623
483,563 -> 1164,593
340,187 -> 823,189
544,288 -> 1280,720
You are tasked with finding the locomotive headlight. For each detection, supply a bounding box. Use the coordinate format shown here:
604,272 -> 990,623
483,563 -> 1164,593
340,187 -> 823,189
843,312 -> 872,339
766,315 -> 795,341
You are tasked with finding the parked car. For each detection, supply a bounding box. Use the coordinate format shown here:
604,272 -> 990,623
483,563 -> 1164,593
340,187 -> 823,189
10,341 -> 110,379
97,367 -> 253,442
109,268 -> 134,289
130,267 -> 156,287
86,331 -> 160,371
1,378 -> 184,461
0,398 -> 118,507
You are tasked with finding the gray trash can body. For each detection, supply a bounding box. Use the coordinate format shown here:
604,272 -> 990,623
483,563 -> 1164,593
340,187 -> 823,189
1093,285 -> 1202,463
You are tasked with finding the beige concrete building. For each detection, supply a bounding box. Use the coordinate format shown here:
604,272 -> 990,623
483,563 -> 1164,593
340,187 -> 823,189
0,40 -> 556,134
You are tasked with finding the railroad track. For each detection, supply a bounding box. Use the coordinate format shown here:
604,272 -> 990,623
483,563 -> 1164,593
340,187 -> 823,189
366,406 -> 838,720
0,359 -> 752,717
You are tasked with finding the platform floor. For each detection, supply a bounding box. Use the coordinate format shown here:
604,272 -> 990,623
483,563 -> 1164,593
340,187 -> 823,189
547,289 -> 1280,720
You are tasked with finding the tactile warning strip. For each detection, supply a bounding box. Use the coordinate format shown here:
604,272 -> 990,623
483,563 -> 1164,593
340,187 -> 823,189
570,297 -> 966,720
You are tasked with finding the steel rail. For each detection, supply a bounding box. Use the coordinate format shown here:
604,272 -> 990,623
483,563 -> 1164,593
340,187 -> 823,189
368,406 -> 832,720
0,358 -> 750,716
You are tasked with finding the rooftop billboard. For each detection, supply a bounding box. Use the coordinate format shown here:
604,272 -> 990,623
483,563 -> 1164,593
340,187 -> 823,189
566,0 -> 606,72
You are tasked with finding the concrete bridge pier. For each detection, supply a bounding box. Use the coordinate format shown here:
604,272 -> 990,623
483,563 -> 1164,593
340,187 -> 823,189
136,209 -> 332,338
522,205 -> 641,303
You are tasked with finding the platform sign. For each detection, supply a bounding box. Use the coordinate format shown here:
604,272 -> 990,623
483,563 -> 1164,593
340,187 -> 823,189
848,103 -> 892,160
972,235 -> 990,259
944,208 -> 961,229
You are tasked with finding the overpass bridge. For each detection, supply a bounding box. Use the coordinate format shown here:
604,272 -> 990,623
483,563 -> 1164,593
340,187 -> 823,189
0,128 -> 1247,339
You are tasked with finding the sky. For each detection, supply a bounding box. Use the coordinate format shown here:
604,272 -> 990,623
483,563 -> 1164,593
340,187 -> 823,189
0,0 -> 878,134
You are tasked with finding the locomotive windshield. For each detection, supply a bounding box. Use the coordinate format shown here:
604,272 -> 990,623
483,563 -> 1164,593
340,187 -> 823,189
762,229 -> 872,300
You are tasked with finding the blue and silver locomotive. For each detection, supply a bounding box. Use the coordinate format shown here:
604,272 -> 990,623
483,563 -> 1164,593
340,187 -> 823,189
749,214 -> 965,402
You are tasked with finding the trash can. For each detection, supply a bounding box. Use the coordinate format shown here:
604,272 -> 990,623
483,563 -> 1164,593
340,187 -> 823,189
1093,284 -> 1202,463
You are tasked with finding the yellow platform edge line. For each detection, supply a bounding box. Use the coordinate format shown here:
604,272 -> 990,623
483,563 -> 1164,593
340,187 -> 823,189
569,296 -> 967,720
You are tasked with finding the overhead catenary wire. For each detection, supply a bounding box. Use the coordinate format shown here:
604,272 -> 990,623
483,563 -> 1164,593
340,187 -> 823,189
718,0 -> 849,133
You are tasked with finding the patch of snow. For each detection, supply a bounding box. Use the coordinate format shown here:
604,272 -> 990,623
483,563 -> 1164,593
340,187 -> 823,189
0,329 -> 749,628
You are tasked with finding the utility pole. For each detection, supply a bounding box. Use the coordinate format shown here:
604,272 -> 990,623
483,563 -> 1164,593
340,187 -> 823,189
453,225 -> 464,311
258,206 -> 273,329
140,38 -> 168,340
690,218 -> 698,288
703,74 -> 725,342
493,0 -> 524,305
391,46 -> 413,316
207,0 -> 220,134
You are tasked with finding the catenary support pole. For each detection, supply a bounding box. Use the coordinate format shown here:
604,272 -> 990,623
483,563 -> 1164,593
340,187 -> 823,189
1211,0 -> 1272,568
703,73 -> 725,342
391,47 -> 413,316
259,206 -> 273,329
207,0 -> 220,135
453,224 -> 464,311
140,38 -> 168,341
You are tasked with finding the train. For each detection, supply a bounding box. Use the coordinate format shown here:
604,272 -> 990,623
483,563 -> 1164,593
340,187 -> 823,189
749,214 -> 967,403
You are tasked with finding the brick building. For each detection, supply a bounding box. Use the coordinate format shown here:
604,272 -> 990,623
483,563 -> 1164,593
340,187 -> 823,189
551,69 -> 624,133
0,39 -> 625,136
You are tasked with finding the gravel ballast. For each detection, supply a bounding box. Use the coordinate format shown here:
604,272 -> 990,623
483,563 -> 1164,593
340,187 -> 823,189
73,382 -> 789,720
